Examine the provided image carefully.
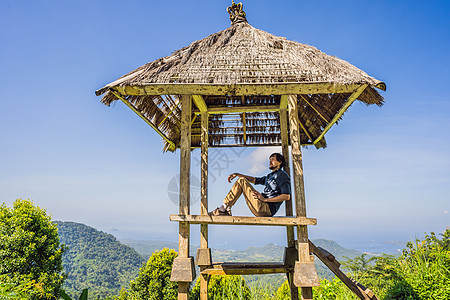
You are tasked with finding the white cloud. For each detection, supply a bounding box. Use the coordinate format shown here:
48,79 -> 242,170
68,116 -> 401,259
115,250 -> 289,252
247,147 -> 282,174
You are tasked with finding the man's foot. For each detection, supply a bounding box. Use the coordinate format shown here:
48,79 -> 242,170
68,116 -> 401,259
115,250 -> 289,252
208,207 -> 232,216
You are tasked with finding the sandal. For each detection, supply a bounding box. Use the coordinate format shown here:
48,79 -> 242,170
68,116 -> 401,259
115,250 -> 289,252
208,207 -> 232,216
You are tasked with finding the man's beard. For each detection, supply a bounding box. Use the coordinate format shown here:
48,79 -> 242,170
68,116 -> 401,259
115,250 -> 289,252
269,165 -> 276,170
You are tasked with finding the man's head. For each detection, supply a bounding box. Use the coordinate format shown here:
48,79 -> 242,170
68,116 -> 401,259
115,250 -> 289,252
269,153 -> 285,171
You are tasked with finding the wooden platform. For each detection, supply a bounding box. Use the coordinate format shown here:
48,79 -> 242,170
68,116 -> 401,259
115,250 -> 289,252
169,215 -> 317,226
200,262 -> 292,275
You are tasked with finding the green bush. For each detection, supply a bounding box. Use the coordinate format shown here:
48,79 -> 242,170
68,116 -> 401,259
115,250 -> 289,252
391,230 -> 450,299
125,248 -> 178,300
190,275 -> 251,300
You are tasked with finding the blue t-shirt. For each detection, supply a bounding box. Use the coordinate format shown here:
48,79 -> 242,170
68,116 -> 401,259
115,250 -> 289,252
254,169 -> 291,216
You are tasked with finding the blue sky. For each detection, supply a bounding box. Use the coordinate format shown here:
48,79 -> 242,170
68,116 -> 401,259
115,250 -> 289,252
1,0 -> 449,252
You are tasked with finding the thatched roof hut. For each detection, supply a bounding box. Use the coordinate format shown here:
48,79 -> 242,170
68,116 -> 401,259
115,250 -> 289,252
96,2 -> 385,152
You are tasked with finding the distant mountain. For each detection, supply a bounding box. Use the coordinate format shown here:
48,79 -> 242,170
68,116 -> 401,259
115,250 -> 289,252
120,239 -> 179,259
56,221 -> 145,299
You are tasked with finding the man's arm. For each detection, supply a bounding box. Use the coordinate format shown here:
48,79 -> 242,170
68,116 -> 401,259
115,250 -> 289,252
252,192 -> 290,203
228,173 -> 256,183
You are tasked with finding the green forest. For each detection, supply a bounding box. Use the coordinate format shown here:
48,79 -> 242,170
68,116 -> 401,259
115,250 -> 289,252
1,199 -> 449,299
55,221 -> 145,299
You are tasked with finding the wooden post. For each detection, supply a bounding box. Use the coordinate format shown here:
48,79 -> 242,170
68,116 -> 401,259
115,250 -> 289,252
176,95 -> 193,300
288,94 -> 319,300
200,111 -> 209,246
280,95 -> 294,247
199,110 -> 210,300
280,95 -> 298,300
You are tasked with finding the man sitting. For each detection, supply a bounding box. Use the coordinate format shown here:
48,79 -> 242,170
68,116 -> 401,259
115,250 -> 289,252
209,153 -> 290,217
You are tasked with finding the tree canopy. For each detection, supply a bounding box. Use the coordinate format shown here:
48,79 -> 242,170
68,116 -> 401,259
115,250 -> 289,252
0,199 -> 65,299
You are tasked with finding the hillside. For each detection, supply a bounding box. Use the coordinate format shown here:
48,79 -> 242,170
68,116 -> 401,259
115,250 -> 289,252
55,221 -> 145,299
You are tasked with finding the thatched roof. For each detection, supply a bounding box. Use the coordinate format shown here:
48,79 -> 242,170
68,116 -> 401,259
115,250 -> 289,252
96,2 -> 385,152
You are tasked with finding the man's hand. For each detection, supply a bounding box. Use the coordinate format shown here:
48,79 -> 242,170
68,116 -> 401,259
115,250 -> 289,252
252,191 -> 264,202
228,173 -> 238,183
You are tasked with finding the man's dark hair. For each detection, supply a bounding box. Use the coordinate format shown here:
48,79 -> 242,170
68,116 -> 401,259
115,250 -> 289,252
270,153 -> 285,169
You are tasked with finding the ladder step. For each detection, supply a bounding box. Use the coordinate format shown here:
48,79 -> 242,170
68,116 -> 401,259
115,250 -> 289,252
170,214 -> 317,226
201,262 -> 292,275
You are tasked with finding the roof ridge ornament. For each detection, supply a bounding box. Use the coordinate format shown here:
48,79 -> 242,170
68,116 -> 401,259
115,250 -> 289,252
227,1 -> 247,25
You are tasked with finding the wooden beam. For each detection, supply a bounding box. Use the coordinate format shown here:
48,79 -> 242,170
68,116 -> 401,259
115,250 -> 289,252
309,241 -> 372,300
280,94 -> 288,110
201,262 -> 291,275
192,95 -> 207,112
313,84 -> 368,145
194,105 -> 279,115
106,82 -> 363,97
190,143 -> 312,149
190,114 -> 197,126
299,94 -> 331,124
297,118 -> 313,143
157,102 -> 180,127
110,90 -> 176,151
169,215 -> 317,226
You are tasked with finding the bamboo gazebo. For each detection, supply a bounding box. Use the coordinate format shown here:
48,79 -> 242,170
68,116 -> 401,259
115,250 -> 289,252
95,2 -> 385,300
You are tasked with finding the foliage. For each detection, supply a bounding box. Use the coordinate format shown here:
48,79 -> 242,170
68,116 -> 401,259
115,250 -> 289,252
274,279 -> 358,300
0,280 -> 42,300
60,289 -> 88,300
312,278 -> 358,300
387,230 -> 450,299
274,280 -> 290,300
125,248 -> 178,300
56,221 -> 145,300
0,199 -> 65,299
190,275 -> 251,300
340,229 -> 450,300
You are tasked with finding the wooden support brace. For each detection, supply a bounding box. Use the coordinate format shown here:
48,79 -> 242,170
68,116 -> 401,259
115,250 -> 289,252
317,246 -> 340,268
313,84 -> 368,145
195,248 -> 212,266
170,257 -> 196,282
299,94 -> 331,124
293,261 -> 320,287
309,240 -> 372,300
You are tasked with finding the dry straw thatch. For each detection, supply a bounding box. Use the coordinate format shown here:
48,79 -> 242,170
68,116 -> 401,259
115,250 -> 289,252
96,3 -> 385,151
